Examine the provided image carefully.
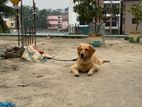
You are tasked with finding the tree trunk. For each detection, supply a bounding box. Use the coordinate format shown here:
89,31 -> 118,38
136,23 -> 138,31
136,21 -> 142,32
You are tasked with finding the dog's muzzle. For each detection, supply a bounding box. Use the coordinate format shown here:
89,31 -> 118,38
80,53 -> 87,59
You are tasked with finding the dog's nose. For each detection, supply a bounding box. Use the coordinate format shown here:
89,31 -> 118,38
80,53 -> 84,58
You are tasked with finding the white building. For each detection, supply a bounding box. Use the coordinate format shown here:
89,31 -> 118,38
103,0 -> 121,35
3,17 -> 15,29
69,0 -> 78,26
68,0 -> 78,33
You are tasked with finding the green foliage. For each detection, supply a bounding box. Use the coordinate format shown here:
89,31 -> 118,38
22,6 -> 62,29
73,0 -> 120,33
36,9 -> 49,29
128,37 -> 140,43
22,6 -> 33,29
128,1 -> 142,31
0,0 -> 15,33
73,0 -> 97,23
50,9 -> 62,15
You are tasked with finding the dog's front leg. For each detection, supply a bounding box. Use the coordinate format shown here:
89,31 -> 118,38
70,68 -> 80,77
87,68 -> 96,76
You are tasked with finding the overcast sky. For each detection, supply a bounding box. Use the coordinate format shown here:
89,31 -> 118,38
9,0 -> 69,9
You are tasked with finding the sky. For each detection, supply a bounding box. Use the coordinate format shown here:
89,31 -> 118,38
9,0 -> 69,9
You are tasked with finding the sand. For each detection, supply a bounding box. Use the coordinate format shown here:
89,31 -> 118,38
0,36 -> 142,107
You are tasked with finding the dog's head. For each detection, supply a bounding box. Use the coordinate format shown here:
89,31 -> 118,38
77,43 -> 95,60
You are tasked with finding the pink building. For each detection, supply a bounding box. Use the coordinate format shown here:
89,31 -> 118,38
47,11 -> 69,30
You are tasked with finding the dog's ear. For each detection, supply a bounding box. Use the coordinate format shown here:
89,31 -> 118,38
77,45 -> 81,51
89,45 -> 95,57
77,45 -> 82,55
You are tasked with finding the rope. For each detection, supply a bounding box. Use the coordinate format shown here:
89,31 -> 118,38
48,57 -> 78,61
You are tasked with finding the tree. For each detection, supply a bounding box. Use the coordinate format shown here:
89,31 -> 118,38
22,6 -> 33,29
22,7 -> 63,30
73,0 -> 97,24
128,1 -> 142,32
22,6 -> 49,30
73,0 -> 120,33
0,0 -> 15,33
36,8 -> 63,29
36,9 -> 49,29
46,9 -> 62,15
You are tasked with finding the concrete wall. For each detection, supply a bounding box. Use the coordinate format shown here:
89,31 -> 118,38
124,1 -> 142,34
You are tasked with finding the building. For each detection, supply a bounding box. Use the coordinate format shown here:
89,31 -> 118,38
69,0 -> 142,35
123,0 -> 142,34
69,0 -> 122,34
47,10 -> 69,31
101,0 -> 142,34
69,0 -> 78,26
3,17 -> 16,29
102,0 -> 121,35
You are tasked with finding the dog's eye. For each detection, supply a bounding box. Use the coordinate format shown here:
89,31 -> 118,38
85,49 -> 88,51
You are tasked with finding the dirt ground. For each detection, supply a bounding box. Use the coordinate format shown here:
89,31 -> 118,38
0,36 -> 142,107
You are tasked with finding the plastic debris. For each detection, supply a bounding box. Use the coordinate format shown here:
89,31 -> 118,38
0,102 -> 16,107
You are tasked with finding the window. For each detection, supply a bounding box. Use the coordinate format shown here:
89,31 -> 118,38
112,20 -> 117,26
105,17 -> 118,26
112,3 -> 119,8
104,4 -> 111,13
11,23 -> 14,27
58,26 -> 61,29
132,18 -> 137,24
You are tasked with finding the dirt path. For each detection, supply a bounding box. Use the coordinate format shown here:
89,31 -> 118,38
0,37 -> 142,107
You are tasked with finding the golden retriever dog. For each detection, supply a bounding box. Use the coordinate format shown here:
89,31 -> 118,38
70,43 -> 109,77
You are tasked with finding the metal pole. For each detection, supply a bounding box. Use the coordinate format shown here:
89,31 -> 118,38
20,0 -> 24,46
120,0 -> 123,35
16,7 -> 20,46
110,0 -> 112,35
33,0 -> 36,46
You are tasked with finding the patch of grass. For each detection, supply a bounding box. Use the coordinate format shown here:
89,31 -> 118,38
128,37 -> 140,43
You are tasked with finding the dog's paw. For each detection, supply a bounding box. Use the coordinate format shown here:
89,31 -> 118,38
87,70 -> 94,76
73,72 -> 80,77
